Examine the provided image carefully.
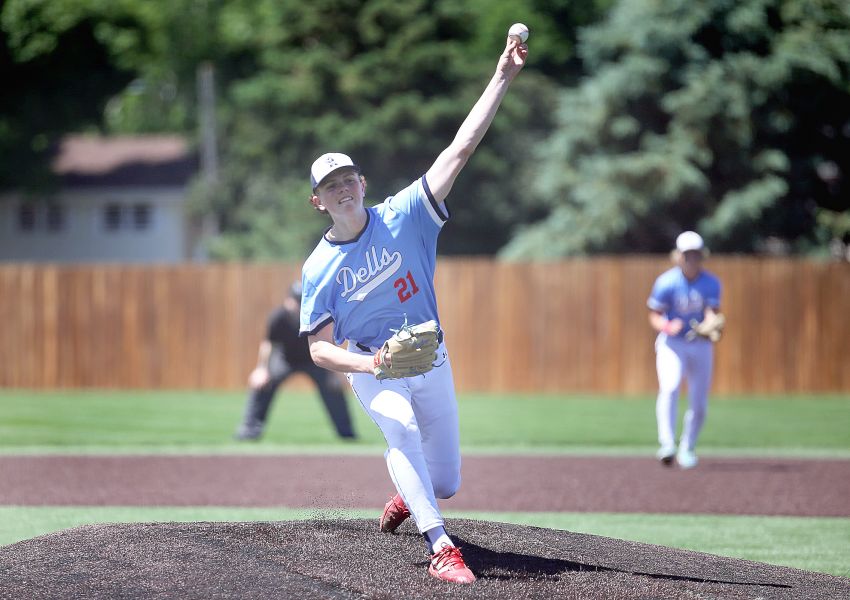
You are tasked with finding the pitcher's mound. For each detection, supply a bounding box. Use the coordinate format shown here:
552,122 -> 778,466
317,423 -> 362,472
1,519 -> 846,599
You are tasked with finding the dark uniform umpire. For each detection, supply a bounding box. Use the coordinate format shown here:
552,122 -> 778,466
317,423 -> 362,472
234,282 -> 356,440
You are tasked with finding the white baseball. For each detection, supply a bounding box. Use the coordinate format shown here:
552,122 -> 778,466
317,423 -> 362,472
508,23 -> 529,44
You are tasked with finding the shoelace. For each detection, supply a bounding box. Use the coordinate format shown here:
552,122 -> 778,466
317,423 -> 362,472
388,496 -> 410,518
432,546 -> 465,570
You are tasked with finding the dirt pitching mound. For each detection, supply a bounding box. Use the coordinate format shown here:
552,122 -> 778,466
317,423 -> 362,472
0,519 -> 847,600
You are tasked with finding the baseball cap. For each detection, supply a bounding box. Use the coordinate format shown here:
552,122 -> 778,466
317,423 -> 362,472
310,153 -> 358,189
676,231 -> 705,253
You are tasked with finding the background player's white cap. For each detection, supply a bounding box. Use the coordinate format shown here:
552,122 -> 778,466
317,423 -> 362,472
676,231 -> 705,253
310,153 -> 358,189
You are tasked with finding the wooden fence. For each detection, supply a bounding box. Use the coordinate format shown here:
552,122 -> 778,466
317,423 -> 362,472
1,258 -> 848,393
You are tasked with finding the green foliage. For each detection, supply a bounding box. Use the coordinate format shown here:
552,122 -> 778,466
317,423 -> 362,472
14,0 -> 844,257
501,0 -> 850,258
197,0 -> 571,257
0,4 -> 132,189
186,174 -> 330,260
1,0 -> 598,258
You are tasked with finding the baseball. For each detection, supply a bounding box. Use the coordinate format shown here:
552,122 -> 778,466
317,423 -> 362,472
508,23 -> 529,44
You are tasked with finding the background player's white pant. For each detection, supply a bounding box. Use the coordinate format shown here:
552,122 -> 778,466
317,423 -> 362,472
655,334 -> 714,451
347,342 -> 460,533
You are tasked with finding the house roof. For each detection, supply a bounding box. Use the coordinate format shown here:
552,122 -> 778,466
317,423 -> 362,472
52,135 -> 198,187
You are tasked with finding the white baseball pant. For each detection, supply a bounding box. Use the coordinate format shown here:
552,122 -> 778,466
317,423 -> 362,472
655,334 -> 714,451
346,342 -> 460,533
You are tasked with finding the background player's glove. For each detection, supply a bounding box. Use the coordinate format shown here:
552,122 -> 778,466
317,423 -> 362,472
686,312 -> 726,342
373,320 -> 441,380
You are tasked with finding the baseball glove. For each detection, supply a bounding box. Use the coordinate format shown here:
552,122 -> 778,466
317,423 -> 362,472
687,312 -> 726,342
373,319 -> 441,380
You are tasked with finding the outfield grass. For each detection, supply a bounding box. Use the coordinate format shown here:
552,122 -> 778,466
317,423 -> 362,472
0,507 -> 847,578
0,389 -> 848,454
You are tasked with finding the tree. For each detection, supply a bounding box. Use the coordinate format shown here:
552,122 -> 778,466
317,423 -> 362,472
0,3 -> 134,190
501,0 -> 850,258
184,0 -> 572,258
3,0 -> 610,259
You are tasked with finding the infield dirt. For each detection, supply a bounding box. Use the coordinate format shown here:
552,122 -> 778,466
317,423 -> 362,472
1,454 -> 849,599
2,454 -> 849,515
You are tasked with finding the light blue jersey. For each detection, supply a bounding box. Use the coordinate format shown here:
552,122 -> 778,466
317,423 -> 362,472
300,175 -> 449,348
647,267 -> 722,338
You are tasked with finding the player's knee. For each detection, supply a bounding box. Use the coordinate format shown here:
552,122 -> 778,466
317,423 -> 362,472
431,462 -> 460,500
657,388 -> 680,403
432,473 -> 461,499
382,420 -> 420,447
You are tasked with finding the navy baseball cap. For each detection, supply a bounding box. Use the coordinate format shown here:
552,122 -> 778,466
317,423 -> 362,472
310,153 -> 359,189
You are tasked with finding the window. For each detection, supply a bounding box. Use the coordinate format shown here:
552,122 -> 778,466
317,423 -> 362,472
103,204 -> 123,231
16,202 -> 65,233
102,202 -> 153,232
133,203 -> 152,230
17,205 -> 36,231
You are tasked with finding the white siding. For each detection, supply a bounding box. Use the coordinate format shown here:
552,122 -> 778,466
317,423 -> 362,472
0,186 -> 189,263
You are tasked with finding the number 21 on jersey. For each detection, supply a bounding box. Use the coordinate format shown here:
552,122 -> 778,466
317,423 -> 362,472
394,271 -> 419,303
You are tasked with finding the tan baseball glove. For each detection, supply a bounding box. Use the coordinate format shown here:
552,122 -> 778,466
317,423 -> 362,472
373,320 -> 441,380
687,312 -> 726,342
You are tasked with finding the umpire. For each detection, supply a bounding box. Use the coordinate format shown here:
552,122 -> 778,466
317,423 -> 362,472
234,282 -> 356,440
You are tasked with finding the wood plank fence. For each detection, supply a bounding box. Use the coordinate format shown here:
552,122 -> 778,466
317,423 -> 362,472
1,258 -> 848,393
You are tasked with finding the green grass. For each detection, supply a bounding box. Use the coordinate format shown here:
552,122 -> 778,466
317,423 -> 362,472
0,506 -> 846,578
0,389 -> 848,579
459,393 -> 850,452
465,511 -> 850,579
0,389 -> 848,454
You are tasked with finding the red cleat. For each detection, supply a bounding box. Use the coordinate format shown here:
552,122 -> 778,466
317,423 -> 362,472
428,545 -> 476,584
379,493 -> 411,533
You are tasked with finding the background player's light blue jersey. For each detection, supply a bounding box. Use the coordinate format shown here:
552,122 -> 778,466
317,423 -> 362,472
300,176 -> 448,348
647,267 -> 722,338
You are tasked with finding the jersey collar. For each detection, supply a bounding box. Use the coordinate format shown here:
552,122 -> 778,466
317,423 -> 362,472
323,208 -> 371,246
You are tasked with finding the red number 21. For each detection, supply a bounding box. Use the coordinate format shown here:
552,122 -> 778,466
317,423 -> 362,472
394,271 -> 420,303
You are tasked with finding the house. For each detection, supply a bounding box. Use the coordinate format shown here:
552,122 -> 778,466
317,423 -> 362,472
0,135 -> 201,263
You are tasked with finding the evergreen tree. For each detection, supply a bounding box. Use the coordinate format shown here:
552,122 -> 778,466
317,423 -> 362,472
501,0 -> 850,257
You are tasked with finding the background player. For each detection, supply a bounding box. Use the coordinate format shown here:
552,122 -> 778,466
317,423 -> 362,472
647,231 -> 723,469
234,281 -> 356,441
299,35 -> 528,584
